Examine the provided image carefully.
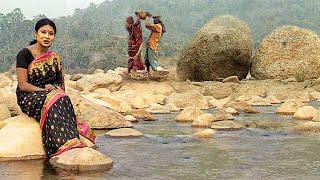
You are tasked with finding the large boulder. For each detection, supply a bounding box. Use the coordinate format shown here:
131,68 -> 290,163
252,26 -> 320,81
74,99 -> 132,129
177,15 -> 253,81
0,115 -> 45,161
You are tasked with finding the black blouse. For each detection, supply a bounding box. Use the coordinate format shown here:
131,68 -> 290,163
16,48 -> 34,69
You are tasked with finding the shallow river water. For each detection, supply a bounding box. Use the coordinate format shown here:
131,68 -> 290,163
1,104 -> 320,179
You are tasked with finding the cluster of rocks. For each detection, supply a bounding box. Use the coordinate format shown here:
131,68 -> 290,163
2,66 -> 320,170
177,16 -> 320,82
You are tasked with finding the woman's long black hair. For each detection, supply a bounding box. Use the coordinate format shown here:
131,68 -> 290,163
29,18 -> 57,45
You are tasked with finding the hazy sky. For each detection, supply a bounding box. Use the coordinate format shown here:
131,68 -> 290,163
0,0 -> 106,19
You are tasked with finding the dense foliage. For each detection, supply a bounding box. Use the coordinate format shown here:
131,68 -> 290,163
1,0 -> 319,73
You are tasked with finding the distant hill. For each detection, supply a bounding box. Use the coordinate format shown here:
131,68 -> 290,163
1,0 -> 320,73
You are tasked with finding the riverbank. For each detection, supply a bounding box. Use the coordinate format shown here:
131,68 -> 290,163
1,67 -> 320,177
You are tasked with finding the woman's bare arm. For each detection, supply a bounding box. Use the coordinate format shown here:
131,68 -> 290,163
16,68 -> 45,92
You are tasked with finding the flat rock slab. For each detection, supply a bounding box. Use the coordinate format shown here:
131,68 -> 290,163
211,120 -> 245,131
49,147 -> 113,171
146,103 -> 171,114
193,129 -> 216,138
129,110 -> 155,121
223,76 -> 240,83
294,121 -> 320,132
106,128 -> 143,137
124,115 -> 138,122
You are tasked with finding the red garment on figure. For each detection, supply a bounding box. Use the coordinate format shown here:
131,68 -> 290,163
126,18 -> 144,72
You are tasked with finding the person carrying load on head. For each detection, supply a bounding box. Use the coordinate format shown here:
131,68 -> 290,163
144,13 -> 166,72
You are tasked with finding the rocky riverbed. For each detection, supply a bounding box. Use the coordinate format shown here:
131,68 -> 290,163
1,67 -> 320,178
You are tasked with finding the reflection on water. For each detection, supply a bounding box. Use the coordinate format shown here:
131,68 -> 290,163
1,105 -> 320,179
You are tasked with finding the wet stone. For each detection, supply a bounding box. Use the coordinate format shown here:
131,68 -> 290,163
193,129 -> 216,138
211,120 -> 245,131
105,128 -> 143,137
49,147 -> 113,171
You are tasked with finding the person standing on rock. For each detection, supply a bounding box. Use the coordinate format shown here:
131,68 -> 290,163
125,12 -> 146,78
15,18 -> 96,159
144,14 -> 166,72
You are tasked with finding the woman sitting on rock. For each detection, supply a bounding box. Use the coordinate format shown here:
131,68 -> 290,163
15,18 -> 96,159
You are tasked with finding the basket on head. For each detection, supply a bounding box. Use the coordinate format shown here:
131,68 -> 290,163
135,11 -> 149,20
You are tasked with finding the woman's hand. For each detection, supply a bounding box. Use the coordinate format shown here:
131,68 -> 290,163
44,84 -> 56,92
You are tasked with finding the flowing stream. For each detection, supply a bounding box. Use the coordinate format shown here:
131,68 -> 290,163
1,104 -> 320,179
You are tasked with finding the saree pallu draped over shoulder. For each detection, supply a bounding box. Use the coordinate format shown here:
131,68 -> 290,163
16,51 -> 96,158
